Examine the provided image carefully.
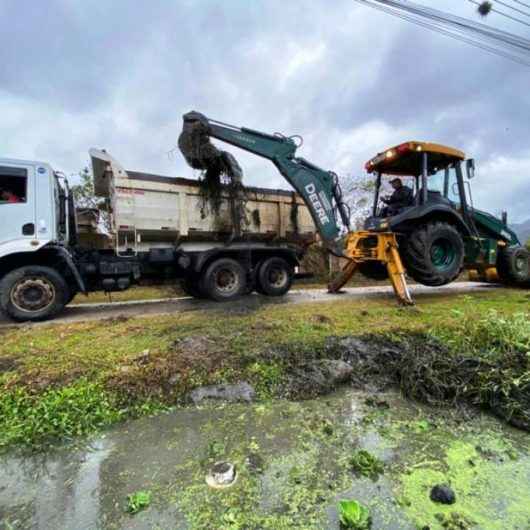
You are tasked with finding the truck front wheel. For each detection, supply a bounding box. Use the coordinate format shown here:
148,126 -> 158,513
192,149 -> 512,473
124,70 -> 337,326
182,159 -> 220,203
201,258 -> 247,302
0,266 -> 68,322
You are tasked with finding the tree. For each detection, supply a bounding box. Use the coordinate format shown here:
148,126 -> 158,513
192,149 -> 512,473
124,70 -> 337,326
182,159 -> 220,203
338,173 -> 391,230
70,167 -> 111,232
525,237 -> 530,251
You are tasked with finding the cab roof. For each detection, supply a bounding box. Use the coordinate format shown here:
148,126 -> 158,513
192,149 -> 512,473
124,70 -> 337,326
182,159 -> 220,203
365,141 -> 465,176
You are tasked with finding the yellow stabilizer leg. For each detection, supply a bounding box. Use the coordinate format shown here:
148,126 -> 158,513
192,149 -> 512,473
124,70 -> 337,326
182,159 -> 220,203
327,231 -> 414,305
328,259 -> 358,293
384,238 -> 413,305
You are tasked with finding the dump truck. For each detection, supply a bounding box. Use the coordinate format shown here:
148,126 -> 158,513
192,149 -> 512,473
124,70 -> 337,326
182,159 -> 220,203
0,150 -> 316,322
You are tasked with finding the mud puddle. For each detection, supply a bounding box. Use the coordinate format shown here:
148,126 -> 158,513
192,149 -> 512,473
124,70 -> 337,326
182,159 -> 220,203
0,389 -> 529,529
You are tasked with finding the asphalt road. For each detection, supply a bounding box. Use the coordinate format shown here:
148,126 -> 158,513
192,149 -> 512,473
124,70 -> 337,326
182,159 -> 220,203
0,281 -> 503,328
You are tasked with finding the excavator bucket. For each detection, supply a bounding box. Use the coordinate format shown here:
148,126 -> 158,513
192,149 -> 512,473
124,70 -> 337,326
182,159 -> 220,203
328,231 -> 414,305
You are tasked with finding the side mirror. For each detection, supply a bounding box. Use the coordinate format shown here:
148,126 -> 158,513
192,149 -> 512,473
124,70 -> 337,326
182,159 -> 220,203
466,158 -> 475,179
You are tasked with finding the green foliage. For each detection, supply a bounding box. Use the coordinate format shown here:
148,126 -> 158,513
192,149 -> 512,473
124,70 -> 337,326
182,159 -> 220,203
126,490 -> 152,514
0,380 -> 121,449
439,309 -> 530,358
349,450 -> 384,480
338,499 -> 371,529
525,237 -> 530,251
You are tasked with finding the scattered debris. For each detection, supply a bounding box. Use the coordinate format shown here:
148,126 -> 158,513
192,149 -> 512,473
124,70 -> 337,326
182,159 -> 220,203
188,382 -> 256,405
245,452 -> 265,474
205,461 -> 237,488
430,484 -> 456,505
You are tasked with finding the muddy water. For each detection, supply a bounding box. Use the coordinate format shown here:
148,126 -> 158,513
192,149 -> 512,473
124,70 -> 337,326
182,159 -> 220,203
1,389 -> 529,529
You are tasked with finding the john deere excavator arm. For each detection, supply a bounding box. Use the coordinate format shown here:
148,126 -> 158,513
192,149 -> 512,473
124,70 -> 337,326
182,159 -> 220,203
178,111 -> 413,305
180,111 -> 350,256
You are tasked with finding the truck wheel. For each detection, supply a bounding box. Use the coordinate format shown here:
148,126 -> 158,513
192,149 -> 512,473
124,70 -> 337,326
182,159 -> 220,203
497,246 -> 529,285
257,257 -> 294,296
401,222 -> 464,286
180,276 -> 205,298
0,266 -> 68,322
201,258 -> 247,301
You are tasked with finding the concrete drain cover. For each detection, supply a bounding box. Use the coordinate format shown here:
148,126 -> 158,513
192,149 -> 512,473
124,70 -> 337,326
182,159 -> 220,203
205,461 -> 237,488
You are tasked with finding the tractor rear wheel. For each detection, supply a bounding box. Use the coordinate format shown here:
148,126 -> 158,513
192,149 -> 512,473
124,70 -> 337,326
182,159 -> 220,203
401,222 -> 464,286
496,246 -> 529,285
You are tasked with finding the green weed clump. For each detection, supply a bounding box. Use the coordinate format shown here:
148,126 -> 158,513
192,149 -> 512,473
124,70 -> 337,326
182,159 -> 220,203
0,380 -> 122,450
126,490 -> 152,514
338,499 -> 371,529
349,450 -> 384,480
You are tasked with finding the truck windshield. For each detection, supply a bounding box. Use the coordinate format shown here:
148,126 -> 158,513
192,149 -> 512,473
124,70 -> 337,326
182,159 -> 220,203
0,166 -> 27,203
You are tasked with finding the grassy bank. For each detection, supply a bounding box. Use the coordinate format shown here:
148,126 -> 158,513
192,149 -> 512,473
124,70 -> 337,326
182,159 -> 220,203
0,288 -> 528,450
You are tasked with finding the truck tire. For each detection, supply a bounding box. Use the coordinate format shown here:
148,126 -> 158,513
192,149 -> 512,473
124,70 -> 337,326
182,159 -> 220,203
201,258 -> 247,302
0,266 -> 68,322
257,257 -> 294,296
497,246 -> 529,285
401,222 -> 464,286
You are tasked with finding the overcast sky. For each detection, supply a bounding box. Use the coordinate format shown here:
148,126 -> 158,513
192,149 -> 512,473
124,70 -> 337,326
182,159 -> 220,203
1,0 -> 529,222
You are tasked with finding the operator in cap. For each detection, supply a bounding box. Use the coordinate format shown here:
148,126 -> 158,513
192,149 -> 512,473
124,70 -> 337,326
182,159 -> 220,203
381,178 -> 413,216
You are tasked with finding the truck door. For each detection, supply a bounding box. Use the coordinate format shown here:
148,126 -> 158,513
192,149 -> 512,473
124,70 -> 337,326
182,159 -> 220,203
0,163 -> 36,243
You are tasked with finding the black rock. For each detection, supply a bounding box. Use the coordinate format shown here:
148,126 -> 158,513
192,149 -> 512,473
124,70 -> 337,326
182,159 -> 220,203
430,484 -> 456,504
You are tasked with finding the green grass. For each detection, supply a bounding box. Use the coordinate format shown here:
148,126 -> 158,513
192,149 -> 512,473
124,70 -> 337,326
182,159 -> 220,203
0,380 -> 122,449
0,288 -> 527,450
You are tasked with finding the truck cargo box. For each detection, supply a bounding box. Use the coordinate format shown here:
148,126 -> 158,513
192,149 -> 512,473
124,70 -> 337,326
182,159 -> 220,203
90,149 -> 316,252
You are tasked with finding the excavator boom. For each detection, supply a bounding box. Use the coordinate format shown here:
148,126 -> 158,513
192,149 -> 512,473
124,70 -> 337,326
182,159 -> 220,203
178,111 -> 413,305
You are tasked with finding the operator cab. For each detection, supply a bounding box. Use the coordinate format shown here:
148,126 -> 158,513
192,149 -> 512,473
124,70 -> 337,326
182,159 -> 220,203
363,141 -> 476,232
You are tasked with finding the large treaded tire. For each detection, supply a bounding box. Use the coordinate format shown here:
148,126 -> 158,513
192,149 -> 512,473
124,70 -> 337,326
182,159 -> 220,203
256,257 -> 294,296
401,222 -> 464,286
0,266 -> 68,322
200,258 -> 247,302
496,246 -> 530,285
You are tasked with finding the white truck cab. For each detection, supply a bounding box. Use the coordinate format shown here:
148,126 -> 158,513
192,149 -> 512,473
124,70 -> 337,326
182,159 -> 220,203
0,158 -> 64,257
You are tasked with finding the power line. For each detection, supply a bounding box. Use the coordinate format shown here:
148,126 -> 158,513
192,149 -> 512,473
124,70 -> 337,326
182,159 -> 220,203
353,0 -> 530,66
494,0 -> 530,18
506,0 -> 530,11
468,0 -> 530,27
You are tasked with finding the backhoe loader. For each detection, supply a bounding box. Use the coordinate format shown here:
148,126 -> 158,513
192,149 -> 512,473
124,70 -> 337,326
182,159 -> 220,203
178,113 -> 529,301
178,111 -> 414,304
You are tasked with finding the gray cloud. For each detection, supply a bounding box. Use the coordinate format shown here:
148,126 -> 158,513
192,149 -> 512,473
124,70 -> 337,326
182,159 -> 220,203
1,0 -> 528,221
